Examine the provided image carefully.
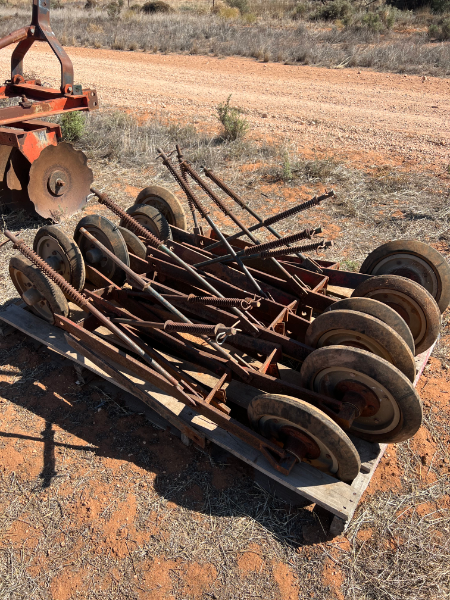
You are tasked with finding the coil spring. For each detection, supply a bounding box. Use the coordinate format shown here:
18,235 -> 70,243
263,191 -> 333,228
92,188 -> 160,249
187,294 -> 258,309
260,239 -> 332,259
11,237 -> 89,309
164,320 -> 218,335
179,162 -> 197,216
244,229 -> 313,255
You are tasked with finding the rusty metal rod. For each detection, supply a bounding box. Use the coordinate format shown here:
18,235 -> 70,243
204,168 -> 333,273
78,227 -> 251,381
2,229 -> 199,402
223,240 -> 334,263
110,319 -> 237,337
205,187 -> 334,249
157,149 -> 269,300
90,187 -> 259,336
187,294 -> 260,310
178,148 -> 259,245
176,152 -> 311,297
193,227 -> 320,269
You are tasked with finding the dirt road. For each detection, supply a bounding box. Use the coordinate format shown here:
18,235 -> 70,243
1,45 -> 448,173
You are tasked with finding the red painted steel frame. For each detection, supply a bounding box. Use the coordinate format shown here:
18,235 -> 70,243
0,0 -> 99,161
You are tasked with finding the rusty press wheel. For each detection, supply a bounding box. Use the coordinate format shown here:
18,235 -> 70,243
248,394 -> 360,482
118,226 -> 147,259
305,309 -> 416,382
300,346 -> 423,443
360,240 -> 450,313
74,215 -> 129,286
9,255 -> 69,324
326,297 -> 415,355
352,275 -> 441,355
136,185 -> 187,230
28,143 -> 93,220
122,204 -> 172,242
33,225 -> 85,292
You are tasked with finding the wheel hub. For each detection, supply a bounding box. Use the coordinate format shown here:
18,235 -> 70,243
334,379 -> 380,417
279,425 -> 321,461
48,170 -> 67,196
259,417 -> 321,461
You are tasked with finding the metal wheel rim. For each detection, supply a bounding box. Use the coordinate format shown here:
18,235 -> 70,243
35,234 -> 71,282
131,213 -> 160,237
361,288 -> 426,348
11,267 -> 54,322
78,225 -> 120,278
370,252 -> 439,299
311,366 -> 401,435
259,415 -> 339,474
317,329 -> 394,363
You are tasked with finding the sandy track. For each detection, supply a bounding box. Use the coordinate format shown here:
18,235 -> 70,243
0,46 -> 449,172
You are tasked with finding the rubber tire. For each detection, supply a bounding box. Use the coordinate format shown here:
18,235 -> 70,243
118,226 -> 147,259
9,255 -> 69,324
305,309 -> 416,382
352,275 -> 441,355
74,214 -> 130,286
122,204 -> 172,242
248,394 -> 361,482
136,184 -> 187,230
360,240 -> 450,313
33,225 -> 85,292
326,297 -> 415,355
300,346 -> 423,443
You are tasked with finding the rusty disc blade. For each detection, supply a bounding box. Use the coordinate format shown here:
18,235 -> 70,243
28,142 -> 93,220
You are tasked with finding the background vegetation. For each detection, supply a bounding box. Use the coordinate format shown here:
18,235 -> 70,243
0,0 -> 448,76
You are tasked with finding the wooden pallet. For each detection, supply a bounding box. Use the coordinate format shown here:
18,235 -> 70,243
0,303 -> 433,535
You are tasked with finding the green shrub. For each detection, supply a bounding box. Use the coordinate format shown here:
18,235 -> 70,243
348,8 -> 397,32
291,2 -> 308,20
226,0 -> 249,13
60,112 -> 86,142
313,0 -> 352,21
107,0 -> 123,17
142,1 -> 174,13
84,0 -> 97,8
217,95 -> 249,141
429,17 -> 450,38
361,12 -> 384,32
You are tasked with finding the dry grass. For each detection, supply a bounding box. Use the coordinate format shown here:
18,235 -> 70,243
0,5 -> 449,76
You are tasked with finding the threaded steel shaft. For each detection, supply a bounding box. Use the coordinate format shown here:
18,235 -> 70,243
263,191 -> 334,228
259,240 -> 333,259
187,294 -> 260,310
163,320 -> 236,336
243,228 -> 315,255
91,187 -> 160,249
157,149 -> 209,219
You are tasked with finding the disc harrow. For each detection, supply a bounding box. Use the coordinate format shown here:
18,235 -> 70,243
0,0 -> 98,218
3,146 -> 448,487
